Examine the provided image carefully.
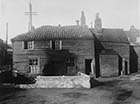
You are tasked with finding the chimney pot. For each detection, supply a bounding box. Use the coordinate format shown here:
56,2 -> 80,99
76,20 -> 80,26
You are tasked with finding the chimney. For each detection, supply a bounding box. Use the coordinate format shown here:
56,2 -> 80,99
90,22 -> 93,28
76,20 -> 80,26
58,24 -> 61,27
80,11 -> 86,26
94,13 -> 102,33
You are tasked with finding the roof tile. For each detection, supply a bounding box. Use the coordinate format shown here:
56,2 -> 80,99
12,25 -> 93,42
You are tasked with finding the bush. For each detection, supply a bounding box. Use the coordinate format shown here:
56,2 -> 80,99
0,70 -> 36,84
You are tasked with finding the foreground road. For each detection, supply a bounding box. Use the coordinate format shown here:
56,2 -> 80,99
0,75 -> 140,104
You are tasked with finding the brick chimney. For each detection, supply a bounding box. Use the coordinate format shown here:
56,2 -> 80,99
80,11 -> 86,26
94,13 -> 102,33
76,20 -> 80,26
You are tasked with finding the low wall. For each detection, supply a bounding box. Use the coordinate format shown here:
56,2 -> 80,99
19,73 -> 90,88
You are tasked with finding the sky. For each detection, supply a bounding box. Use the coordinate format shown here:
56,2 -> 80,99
0,0 -> 140,43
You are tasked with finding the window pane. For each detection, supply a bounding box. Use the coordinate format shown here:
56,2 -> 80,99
29,58 -> 39,74
27,41 -> 34,49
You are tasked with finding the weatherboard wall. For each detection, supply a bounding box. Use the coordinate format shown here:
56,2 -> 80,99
12,39 -> 95,75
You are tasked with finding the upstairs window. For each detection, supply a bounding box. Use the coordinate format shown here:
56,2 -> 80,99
22,41 -> 34,50
28,41 -> 34,49
50,40 -> 62,50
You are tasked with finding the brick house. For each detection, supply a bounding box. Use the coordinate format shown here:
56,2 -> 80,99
11,26 -> 95,76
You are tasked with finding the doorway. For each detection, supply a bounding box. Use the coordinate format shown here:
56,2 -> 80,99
85,59 -> 92,75
125,61 -> 128,75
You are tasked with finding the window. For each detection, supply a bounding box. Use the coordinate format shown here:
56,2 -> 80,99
28,41 -> 34,49
66,57 -> 74,66
29,58 -> 39,74
22,41 -> 34,50
50,40 -> 62,50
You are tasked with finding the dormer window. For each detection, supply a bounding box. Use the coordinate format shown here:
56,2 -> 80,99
22,41 -> 34,50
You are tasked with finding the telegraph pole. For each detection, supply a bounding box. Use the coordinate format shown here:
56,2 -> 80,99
25,0 -> 37,32
5,23 -> 8,51
5,23 -> 8,69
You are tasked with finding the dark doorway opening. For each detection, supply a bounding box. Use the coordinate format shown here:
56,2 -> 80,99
125,61 -> 128,75
85,59 -> 92,75
118,57 -> 122,75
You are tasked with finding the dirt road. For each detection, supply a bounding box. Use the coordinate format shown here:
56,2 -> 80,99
0,75 -> 140,104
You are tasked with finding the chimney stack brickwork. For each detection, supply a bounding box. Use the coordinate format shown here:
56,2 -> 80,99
94,13 -> 102,33
80,11 -> 86,26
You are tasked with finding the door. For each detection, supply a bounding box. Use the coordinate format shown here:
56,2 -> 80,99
85,59 -> 92,75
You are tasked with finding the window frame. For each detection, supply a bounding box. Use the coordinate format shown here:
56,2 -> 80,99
22,41 -> 34,50
28,56 -> 40,74
49,40 -> 62,50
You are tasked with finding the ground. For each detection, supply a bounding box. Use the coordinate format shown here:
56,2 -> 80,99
0,74 -> 140,104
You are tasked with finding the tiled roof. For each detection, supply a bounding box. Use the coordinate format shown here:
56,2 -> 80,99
90,28 -> 129,43
11,25 -> 93,42
100,49 -> 118,55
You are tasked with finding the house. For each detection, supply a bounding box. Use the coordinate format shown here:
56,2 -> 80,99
11,12 -> 138,77
11,26 -> 95,76
89,13 -> 131,77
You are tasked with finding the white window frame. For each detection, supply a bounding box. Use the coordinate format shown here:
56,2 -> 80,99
60,40 -> 62,50
49,40 -> 62,50
50,40 -> 52,49
28,56 -> 40,74
22,41 -> 24,49
28,41 -> 34,50
22,41 -> 34,50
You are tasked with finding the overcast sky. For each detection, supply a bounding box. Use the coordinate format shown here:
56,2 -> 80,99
0,0 -> 140,43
